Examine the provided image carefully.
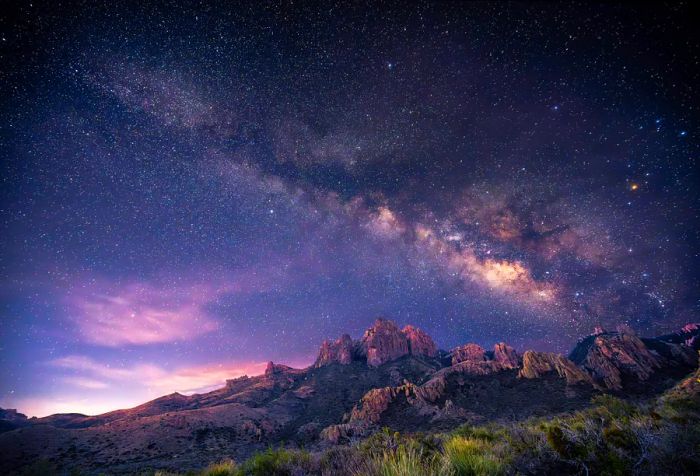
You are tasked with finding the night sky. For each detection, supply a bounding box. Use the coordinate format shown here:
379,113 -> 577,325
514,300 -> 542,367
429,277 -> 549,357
1,1 -> 698,416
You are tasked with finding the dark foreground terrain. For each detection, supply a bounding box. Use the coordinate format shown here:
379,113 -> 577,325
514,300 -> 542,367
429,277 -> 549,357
1,320 -> 699,475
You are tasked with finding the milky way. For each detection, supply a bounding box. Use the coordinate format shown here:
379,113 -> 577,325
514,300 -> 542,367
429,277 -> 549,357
1,1 -> 698,416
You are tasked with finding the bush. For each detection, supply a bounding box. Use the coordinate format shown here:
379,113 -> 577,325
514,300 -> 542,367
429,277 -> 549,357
237,448 -> 314,476
451,424 -> 503,443
364,445 -> 438,476
591,395 -> 637,420
200,459 -> 237,476
602,425 -> 636,451
319,446 -> 363,476
442,436 -> 504,476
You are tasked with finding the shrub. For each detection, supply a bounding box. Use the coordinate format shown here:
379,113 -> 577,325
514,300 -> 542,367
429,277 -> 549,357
602,425 -> 636,451
319,446 -> 363,476
544,423 -> 590,461
358,428 -> 401,458
200,459 -> 237,476
237,448 -> 314,476
364,445 -> 438,476
442,436 -> 504,476
451,424 -> 502,443
591,395 -> 637,420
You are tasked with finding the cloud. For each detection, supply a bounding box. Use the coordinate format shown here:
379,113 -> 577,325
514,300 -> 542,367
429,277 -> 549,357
61,376 -> 110,390
68,281 -> 221,346
51,355 -> 269,395
10,354 -> 314,417
5,396 -> 128,418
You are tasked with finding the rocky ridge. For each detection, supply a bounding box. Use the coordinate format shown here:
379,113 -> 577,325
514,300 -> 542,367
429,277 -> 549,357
0,319 -> 698,474
320,322 -> 699,442
315,318 -> 438,368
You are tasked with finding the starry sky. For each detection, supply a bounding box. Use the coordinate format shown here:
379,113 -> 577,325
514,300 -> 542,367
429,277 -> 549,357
1,1 -> 698,416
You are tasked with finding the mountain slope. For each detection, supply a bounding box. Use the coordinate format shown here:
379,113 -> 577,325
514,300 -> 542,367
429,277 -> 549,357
0,319 -> 697,475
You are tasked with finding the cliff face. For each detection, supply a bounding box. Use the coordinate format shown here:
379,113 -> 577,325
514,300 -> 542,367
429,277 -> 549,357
360,318 -> 410,367
3,319 -> 699,474
314,319 -> 437,368
519,351 -> 597,387
493,342 -> 520,368
451,343 -> 487,365
569,330 -> 697,390
655,323 -> 700,350
314,334 -> 354,367
402,325 -> 438,358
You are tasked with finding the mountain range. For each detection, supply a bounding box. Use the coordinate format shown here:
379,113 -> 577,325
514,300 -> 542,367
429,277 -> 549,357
1,319 -> 698,474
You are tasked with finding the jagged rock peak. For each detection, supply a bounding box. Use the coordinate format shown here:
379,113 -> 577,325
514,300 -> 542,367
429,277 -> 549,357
657,322 -> 700,350
264,361 -> 298,376
0,408 -> 28,422
315,334 -> 354,367
519,351 -> 596,387
361,318 -> 410,367
451,343 -> 487,365
570,333 -> 662,390
314,319 -> 437,368
402,325 -> 437,358
493,342 -> 519,368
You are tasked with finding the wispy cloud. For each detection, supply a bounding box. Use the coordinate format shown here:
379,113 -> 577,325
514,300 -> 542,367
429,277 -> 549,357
6,355 -> 313,418
51,354 -> 269,395
62,376 -> 110,390
68,282 -> 221,346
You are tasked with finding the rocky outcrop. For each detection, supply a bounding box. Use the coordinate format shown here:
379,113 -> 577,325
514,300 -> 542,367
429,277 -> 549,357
5,319 -> 699,473
320,421 -> 372,444
569,333 -> 661,390
450,343 -> 487,365
314,319 -> 436,368
493,342 -> 519,368
402,325 -> 437,358
315,334 -> 354,367
0,409 -> 27,422
360,318 -> 410,367
656,323 -> 700,351
682,323 -> 700,349
349,385 -> 413,424
347,381 -> 442,425
568,325 -> 700,390
519,351 -> 596,387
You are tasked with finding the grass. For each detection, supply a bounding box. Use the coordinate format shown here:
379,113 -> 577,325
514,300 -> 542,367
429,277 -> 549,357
113,366 -> 700,476
370,445 -> 438,476
441,437 -> 504,476
200,459 -> 237,476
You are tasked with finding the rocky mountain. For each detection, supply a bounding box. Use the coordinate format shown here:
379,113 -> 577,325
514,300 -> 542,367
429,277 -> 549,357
568,328 -> 697,390
0,319 -> 698,475
0,409 -> 29,434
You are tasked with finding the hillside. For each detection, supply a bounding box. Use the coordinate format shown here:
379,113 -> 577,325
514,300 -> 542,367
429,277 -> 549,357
0,319 -> 698,475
